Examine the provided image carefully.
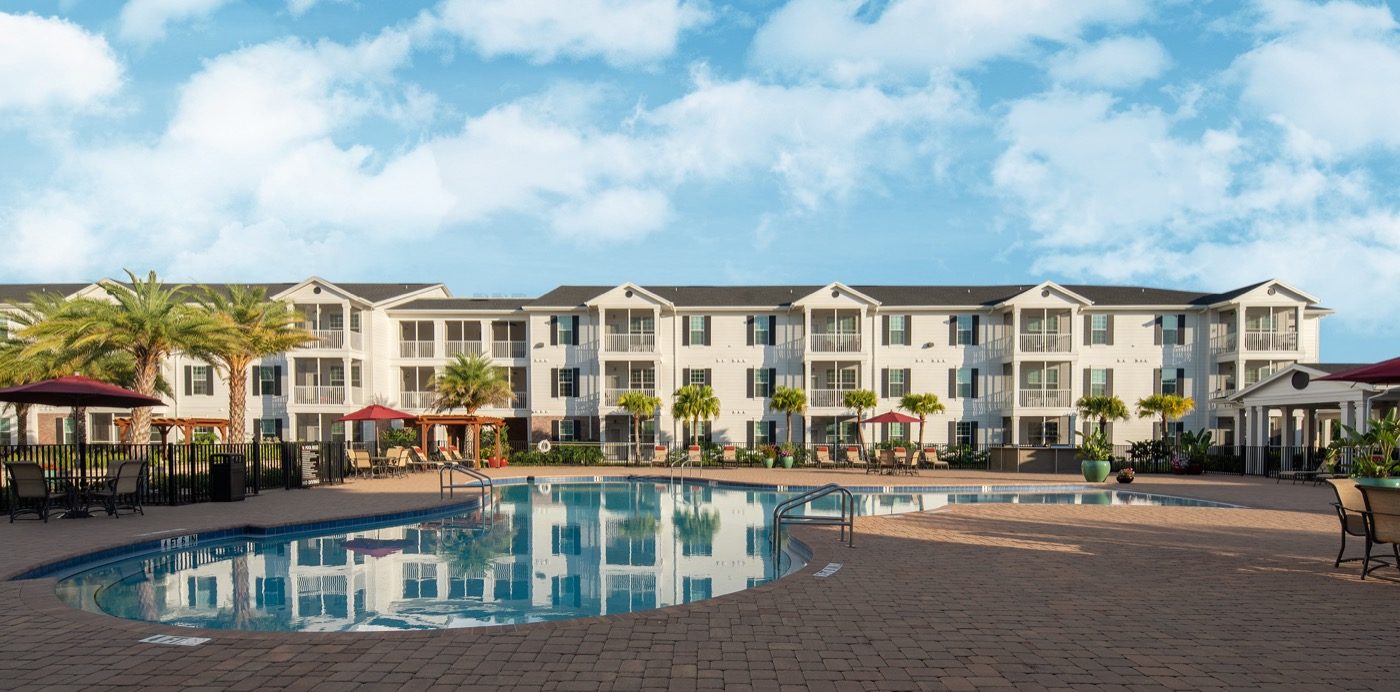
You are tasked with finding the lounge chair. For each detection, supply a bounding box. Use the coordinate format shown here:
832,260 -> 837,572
1278,457 -> 1344,485
652,444 -> 668,466
815,446 -> 836,470
687,445 -> 702,466
924,447 -> 950,470
721,445 -> 738,468
1357,485 -> 1400,580
87,460 -> 146,517
408,447 -> 435,472
5,462 -> 55,523
877,449 -> 897,475
1326,478 -> 1368,568
846,445 -> 870,473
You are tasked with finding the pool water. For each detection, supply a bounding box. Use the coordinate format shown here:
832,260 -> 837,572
54,481 -> 1234,632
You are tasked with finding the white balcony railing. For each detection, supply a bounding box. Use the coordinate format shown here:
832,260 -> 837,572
1210,332 -> 1237,353
605,387 -> 657,406
445,340 -> 485,357
309,329 -> 343,349
1244,330 -> 1298,352
810,388 -> 856,408
401,391 -> 436,409
399,340 -> 434,358
492,340 -> 527,358
348,331 -> 363,351
1018,389 -> 1072,408
810,333 -> 861,353
604,333 -> 656,353
294,386 -> 345,405
1018,333 -> 1071,353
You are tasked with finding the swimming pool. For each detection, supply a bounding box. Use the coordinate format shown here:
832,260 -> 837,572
52,479 -> 1236,632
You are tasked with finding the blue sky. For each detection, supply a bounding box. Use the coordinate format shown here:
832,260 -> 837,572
1,0 -> 1398,363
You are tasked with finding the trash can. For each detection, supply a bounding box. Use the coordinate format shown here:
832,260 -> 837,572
209,453 -> 246,502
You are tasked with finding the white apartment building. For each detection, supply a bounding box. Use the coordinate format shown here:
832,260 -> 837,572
0,277 -> 1328,449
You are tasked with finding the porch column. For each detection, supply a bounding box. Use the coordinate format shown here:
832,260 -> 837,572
1303,408 -> 1316,451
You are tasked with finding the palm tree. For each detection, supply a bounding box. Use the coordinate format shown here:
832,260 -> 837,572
21,270 -> 222,445
432,352 -> 515,467
671,384 -> 720,448
898,392 -> 946,459
198,285 -> 315,442
1135,394 -> 1195,442
842,389 -> 877,456
616,391 -> 661,465
1075,395 -> 1130,435
768,386 -> 807,447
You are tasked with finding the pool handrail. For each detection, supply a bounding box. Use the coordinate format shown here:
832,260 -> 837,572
439,463 -> 493,508
770,483 -> 855,560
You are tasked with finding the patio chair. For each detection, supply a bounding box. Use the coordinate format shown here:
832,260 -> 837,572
5,462 -> 55,523
845,445 -> 870,473
1326,478 -> 1368,568
877,449 -> 897,475
652,444 -> 669,467
924,447 -> 950,471
87,461 -> 146,517
899,447 -> 918,475
1357,485 -> 1400,580
815,446 -> 836,470
721,445 -> 738,468
687,445 -> 702,466
349,450 -> 375,478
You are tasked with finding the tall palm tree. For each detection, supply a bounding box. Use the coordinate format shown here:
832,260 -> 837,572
768,386 -> 807,447
432,352 -> 515,467
21,270 -> 222,445
1075,395 -> 1130,434
671,384 -> 719,448
842,389 -> 878,455
197,285 -> 315,442
898,392 -> 946,458
616,391 -> 661,465
1135,394 -> 1195,442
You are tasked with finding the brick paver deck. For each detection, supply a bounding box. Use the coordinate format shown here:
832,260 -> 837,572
1,467 -> 1395,690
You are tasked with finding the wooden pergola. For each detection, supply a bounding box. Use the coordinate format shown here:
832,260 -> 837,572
413,414 -> 505,468
115,417 -> 229,444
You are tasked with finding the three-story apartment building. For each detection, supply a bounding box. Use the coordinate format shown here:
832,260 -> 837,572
0,277 -> 1328,449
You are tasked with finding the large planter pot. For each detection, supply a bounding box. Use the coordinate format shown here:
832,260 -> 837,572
763,457 -> 775,469
1356,477 -> 1400,489
1081,459 -> 1111,483
1185,462 -> 1204,476
1116,474 -> 1134,484
781,455 -> 795,469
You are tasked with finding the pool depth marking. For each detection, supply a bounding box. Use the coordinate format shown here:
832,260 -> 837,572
140,635 -> 210,646
814,563 -> 843,578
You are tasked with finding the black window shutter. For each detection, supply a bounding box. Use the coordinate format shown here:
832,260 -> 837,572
746,317 -> 754,346
1153,368 -> 1162,395
882,315 -> 890,346
768,368 -> 776,396
274,365 -> 283,396
252,366 -> 261,396
1176,315 -> 1186,345
205,367 -> 214,396
251,419 -> 260,438
1106,369 -> 1114,396
747,423 -> 754,449
1106,315 -> 1114,345
881,368 -> 889,398
1154,316 -> 1163,345
274,419 -> 283,439
571,368 -> 580,397
903,368 -> 911,393
948,420 -> 956,445
1084,314 -> 1092,345
971,368 -> 980,398
702,316 -> 711,346
747,368 -> 755,398
183,366 -> 192,396
550,316 -> 558,346
551,420 -> 559,440
682,368 -> 691,387
570,316 -> 580,345
768,420 -> 776,443
948,368 -> 956,399
971,315 -> 980,345
1177,368 -> 1185,394
682,319 -> 690,346
768,316 -> 776,345
551,368 -> 559,398
703,369 -> 711,386
904,315 -> 913,345
948,317 -> 957,345
1083,368 -> 1091,397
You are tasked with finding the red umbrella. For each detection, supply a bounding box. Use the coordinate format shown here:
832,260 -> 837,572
341,538 -> 410,558
1316,357 -> 1400,384
336,404 -> 417,422
0,375 -> 164,408
861,410 -> 920,424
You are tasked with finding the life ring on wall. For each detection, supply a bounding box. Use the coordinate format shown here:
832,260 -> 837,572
537,439 -> 552,453
536,483 -> 552,494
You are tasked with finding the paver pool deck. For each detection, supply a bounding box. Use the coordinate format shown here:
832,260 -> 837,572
1,467 -> 1397,691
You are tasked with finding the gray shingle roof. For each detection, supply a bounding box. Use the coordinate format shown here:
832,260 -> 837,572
1299,363 -> 1372,375
0,284 -> 93,303
395,297 -> 530,311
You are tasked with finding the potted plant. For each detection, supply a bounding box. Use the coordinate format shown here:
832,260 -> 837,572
759,444 -> 777,469
1337,410 -> 1400,488
1116,467 -> 1135,484
779,443 -> 795,469
1076,428 -> 1113,482
1179,429 -> 1212,475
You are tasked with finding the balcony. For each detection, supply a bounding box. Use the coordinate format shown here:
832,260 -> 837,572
1018,389 -> 1071,408
1210,332 -> 1237,353
294,386 -> 346,405
400,391 -> 436,409
1244,330 -> 1298,352
1018,333 -> 1071,354
604,333 -> 656,353
492,340 -> 527,358
400,340 -> 434,358
605,388 -> 657,406
309,329 -> 343,349
810,333 -> 861,353
445,340 -> 485,358
810,388 -> 855,408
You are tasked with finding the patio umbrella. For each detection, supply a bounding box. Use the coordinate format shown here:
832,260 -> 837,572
0,376 -> 165,508
1316,357 -> 1400,384
341,538 -> 410,558
860,411 -> 920,425
336,404 -> 418,453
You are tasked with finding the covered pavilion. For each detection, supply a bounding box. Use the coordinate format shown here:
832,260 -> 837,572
412,414 -> 505,467
115,416 -> 229,444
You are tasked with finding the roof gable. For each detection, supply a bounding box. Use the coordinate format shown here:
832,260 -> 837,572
996,281 -> 1092,307
586,283 -> 674,309
792,282 -> 881,308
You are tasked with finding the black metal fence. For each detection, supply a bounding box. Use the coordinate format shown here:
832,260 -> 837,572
0,442 -> 348,512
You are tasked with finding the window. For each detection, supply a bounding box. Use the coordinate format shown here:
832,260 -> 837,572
1161,370 -> 1179,396
186,576 -> 218,609
259,366 -> 278,394
752,421 -> 773,446
688,315 -> 706,346
956,315 -> 975,345
752,369 -> 772,397
328,365 -> 345,388
682,577 -> 713,602
1028,420 -> 1059,446
402,563 -> 438,599
1164,421 -> 1185,439
557,316 -> 574,346
683,421 -> 712,444
888,315 -> 907,345
1090,315 -> 1109,345
955,421 -> 977,446
558,368 -> 577,397
0,417 -> 10,445
688,369 -> 709,387
956,368 -> 974,398
887,422 -> 907,442
753,316 -> 770,346
551,576 -> 582,608
255,577 -> 286,609
887,369 -> 906,397
259,418 -> 279,439
551,524 -> 582,556
191,365 -> 212,395
1089,368 -> 1108,396
1162,314 -> 1181,345
605,574 -> 656,614
556,419 -> 577,442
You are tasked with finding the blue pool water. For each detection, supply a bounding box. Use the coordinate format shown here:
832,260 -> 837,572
53,480 -> 1235,632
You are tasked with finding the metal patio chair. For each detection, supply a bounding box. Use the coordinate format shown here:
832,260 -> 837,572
1358,485 -> 1400,580
5,462 -> 55,523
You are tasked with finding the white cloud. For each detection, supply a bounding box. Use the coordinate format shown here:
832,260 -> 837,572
1233,0 -> 1400,156
0,195 -> 99,278
1048,36 -> 1169,88
0,12 -> 123,112
435,0 -> 711,66
287,0 -> 320,16
751,0 -> 1147,80
118,0 -> 232,45
551,187 -> 672,240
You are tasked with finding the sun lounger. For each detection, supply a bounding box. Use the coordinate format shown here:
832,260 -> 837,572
924,447 -> 949,470
815,446 -> 836,470
721,445 -> 738,468
846,445 -> 870,473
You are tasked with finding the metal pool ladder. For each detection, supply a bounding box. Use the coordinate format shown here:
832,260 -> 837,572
770,483 -> 855,559
439,463 -> 494,508
668,453 -> 699,483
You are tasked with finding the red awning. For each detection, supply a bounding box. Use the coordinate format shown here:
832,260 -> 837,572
336,404 -> 418,422
1316,357 -> 1400,385
861,410 -> 921,424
